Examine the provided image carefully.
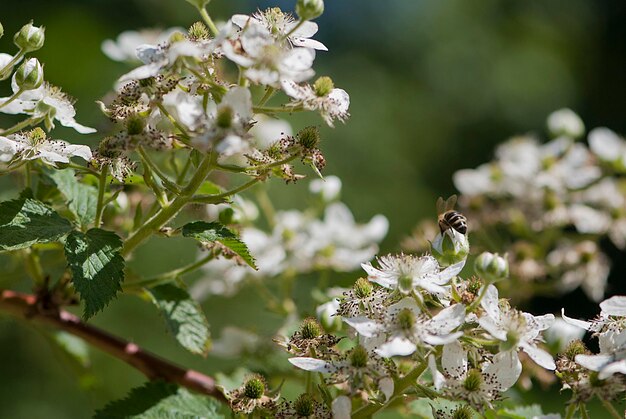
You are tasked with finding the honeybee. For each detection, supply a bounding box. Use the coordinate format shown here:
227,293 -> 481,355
436,195 -> 467,235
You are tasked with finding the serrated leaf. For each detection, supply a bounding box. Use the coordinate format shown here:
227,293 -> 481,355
147,284 -> 211,356
182,221 -> 256,269
65,228 -> 125,319
94,381 -> 224,419
0,194 -> 73,251
50,169 -> 99,228
196,180 -> 223,195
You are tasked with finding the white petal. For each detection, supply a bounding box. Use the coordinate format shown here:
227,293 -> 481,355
291,37 -> 328,51
57,117 -> 97,134
375,336 -> 416,358
119,62 -> 163,82
484,350 -> 522,391
0,136 -> 19,162
442,340 -> 467,380
288,357 -> 334,373
598,360 -> 626,380
600,296 -> 626,317
560,308 -> 592,330
423,331 -> 464,346
343,316 -> 382,338
575,354 -> 612,371
428,304 -> 465,334
289,21 -> 319,38
331,396 -> 351,419
378,377 -> 394,401
478,315 -> 507,341
480,284 -> 501,321
589,127 -> 625,161
521,343 -> 556,370
532,313 -> 555,332
428,354 -> 445,391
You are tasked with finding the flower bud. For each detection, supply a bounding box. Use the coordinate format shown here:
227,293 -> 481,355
431,229 -> 469,266
296,0 -> 325,21
14,58 -> 43,91
547,108 -> 585,139
14,22 -> 45,52
0,22 -> 4,39
474,252 -> 509,282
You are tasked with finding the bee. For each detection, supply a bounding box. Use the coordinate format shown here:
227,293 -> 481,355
436,194 -> 467,235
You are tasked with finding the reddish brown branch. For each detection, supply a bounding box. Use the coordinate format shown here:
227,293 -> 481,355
0,290 -> 228,405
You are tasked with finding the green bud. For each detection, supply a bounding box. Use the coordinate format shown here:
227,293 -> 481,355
349,345 -> 368,368
14,22 -> 45,52
313,76 -> 334,97
14,58 -> 43,91
293,393 -> 315,417
188,21 -> 210,40
299,318 -> 322,339
184,0 -> 210,10
243,376 -> 265,399
431,229 -> 469,266
216,105 -> 233,129
168,31 -> 187,44
474,252 -> 509,283
353,277 -> 373,299
296,0 -> 324,21
564,340 -> 587,361
0,22 -> 4,39
125,114 -> 146,136
297,126 -> 320,149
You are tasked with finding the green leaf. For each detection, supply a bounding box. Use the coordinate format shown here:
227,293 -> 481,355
196,180 -> 223,195
0,194 -> 73,251
497,404 -> 546,419
147,284 -> 211,356
52,331 -> 91,368
65,228 -> 125,319
93,381 -> 224,419
182,221 -> 256,269
49,169 -> 98,228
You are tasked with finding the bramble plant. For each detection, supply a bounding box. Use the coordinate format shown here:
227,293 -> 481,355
0,1 -> 625,418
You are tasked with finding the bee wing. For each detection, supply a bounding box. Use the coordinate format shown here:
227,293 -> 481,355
444,194 -> 458,211
436,197 -> 446,214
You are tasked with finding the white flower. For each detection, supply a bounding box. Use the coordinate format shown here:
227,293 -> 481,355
544,317 -> 586,352
101,27 -> 183,62
344,298 -> 465,357
479,284 -> 556,370
453,164 -> 497,196
232,9 -> 327,51
223,19 -> 315,87
309,175 -> 341,202
281,79 -> 349,127
547,108 -> 585,138
0,133 -> 92,166
0,81 -> 95,134
429,340 -> 522,410
362,254 -> 464,296
249,116 -> 292,149
589,127 -> 626,169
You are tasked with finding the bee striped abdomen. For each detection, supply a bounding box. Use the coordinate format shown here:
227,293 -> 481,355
440,211 -> 468,235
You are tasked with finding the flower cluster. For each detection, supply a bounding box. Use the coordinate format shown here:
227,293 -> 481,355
405,109 -> 626,303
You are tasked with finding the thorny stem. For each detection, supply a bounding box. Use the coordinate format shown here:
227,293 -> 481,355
579,403 -> 590,419
351,360 -> 429,418
564,403 -> 577,419
94,164 -> 109,228
198,8 -> 219,37
122,152 -> 215,257
599,398 -> 621,419
0,290 -> 228,404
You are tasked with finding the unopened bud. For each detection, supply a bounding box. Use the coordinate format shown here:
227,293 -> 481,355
14,22 -> 45,52
0,22 -> 4,39
14,58 -> 43,91
296,0 -> 324,21
313,76 -> 334,97
431,229 -> 469,266
547,108 -> 585,139
474,252 -> 509,282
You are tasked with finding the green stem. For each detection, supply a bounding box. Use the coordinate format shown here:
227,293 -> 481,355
0,116 -> 44,136
176,154 -> 193,184
157,103 -> 191,140
198,8 -> 219,36
283,20 -> 305,39
579,403 -> 590,419
351,361 -> 428,418
564,403 -> 577,419
467,282 -> 492,312
0,50 -> 25,79
122,152 -> 215,258
256,87 -> 276,107
94,165 -> 109,228
125,252 -> 215,290
138,147 -> 181,194
599,398 -> 621,419
24,248 -> 45,285
67,162 -> 99,177
24,162 -> 32,189
191,177 -> 260,204
214,162 -> 246,173
0,87 -> 25,110
253,105 -> 303,114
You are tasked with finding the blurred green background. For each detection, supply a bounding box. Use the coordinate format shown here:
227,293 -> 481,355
0,0 -> 625,417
